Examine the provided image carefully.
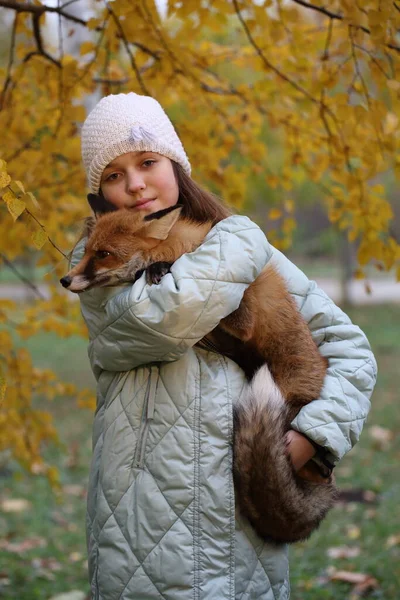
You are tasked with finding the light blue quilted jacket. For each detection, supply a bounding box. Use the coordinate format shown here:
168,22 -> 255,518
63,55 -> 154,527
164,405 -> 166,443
71,215 -> 377,600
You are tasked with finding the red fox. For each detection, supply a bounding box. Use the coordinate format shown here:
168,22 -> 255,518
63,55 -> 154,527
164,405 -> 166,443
61,204 -> 337,543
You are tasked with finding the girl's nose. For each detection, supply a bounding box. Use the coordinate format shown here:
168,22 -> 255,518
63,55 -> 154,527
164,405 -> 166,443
126,172 -> 146,194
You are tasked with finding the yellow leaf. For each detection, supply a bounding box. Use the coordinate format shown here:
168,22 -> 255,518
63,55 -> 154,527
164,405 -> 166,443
79,41 -> 96,55
346,525 -> 361,539
87,18 -> 100,30
284,199 -> 294,213
269,208 -> 282,220
0,171 -> 11,189
46,466 -> 60,490
22,192 -> 40,210
9,180 -> 25,196
0,376 -> 6,403
6,195 -> 26,220
348,229 -> 358,243
354,268 -> 365,280
2,189 -> 15,203
31,228 -> 47,250
383,112 -> 398,136
266,175 -> 279,189
0,331 -> 13,352
387,80 -> 400,91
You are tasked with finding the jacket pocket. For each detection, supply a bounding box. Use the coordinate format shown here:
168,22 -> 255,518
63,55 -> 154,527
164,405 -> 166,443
133,365 -> 159,469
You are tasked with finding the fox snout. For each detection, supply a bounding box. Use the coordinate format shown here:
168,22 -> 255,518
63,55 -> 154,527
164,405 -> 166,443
59,270 -> 94,293
60,275 -> 72,288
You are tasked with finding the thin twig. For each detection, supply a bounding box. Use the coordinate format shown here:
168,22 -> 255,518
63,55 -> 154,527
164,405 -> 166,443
25,210 -> 68,259
353,43 -> 391,79
105,1 -> 151,95
4,138 -> 37,163
0,253 -> 46,300
30,12 -> 61,68
348,25 -> 384,157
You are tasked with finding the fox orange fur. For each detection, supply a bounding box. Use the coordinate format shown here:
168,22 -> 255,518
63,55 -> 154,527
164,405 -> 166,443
62,205 -> 337,543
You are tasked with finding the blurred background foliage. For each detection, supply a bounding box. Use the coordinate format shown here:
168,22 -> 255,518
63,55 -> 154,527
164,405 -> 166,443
0,1 -> 399,597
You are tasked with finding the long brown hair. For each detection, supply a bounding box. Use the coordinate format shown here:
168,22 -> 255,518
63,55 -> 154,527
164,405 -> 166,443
172,162 -> 232,225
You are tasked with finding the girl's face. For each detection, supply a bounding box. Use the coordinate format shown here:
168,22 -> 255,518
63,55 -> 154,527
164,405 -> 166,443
100,151 -> 179,214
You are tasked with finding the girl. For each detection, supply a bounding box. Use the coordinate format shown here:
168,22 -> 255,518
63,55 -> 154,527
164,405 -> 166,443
71,93 -> 377,600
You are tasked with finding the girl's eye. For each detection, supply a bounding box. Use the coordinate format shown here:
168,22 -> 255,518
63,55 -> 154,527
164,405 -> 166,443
142,159 -> 156,167
95,250 -> 111,259
105,173 -> 120,182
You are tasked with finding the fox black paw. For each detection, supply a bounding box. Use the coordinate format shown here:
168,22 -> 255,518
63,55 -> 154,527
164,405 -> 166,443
146,262 -> 172,285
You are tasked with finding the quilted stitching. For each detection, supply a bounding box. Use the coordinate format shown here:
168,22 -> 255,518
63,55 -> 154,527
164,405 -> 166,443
88,354 -> 291,600
91,364 -> 201,599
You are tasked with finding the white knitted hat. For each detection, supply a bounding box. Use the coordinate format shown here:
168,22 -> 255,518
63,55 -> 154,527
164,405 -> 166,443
81,93 -> 191,193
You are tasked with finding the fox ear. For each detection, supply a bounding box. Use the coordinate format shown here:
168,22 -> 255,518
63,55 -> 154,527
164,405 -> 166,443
87,193 -> 117,217
143,205 -> 182,240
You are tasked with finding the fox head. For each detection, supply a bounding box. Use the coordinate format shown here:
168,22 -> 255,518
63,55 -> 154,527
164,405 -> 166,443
60,205 -> 182,293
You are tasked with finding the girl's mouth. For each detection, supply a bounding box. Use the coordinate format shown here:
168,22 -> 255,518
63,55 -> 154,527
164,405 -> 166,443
135,198 -> 155,209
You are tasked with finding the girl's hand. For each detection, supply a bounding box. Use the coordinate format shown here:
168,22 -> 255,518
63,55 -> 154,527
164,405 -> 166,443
285,430 -> 316,472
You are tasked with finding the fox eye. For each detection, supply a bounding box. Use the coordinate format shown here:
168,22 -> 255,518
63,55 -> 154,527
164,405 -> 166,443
95,250 -> 111,259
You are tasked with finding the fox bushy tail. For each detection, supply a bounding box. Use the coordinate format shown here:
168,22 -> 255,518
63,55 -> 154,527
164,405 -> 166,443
232,366 -> 337,543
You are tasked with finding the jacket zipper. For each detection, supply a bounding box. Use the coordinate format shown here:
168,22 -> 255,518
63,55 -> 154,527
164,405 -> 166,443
133,365 -> 158,469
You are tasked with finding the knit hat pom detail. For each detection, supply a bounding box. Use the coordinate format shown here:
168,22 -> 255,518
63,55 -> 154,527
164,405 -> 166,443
81,93 -> 191,193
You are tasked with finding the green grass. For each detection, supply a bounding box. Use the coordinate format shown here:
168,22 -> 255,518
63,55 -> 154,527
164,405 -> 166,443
0,334 -> 93,600
0,305 -> 399,598
290,304 -> 400,599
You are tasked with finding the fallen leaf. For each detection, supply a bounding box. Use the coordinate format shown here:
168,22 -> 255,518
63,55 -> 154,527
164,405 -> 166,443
330,569 -> 363,584
0,536 -> 46,553
69,551 -> 83,562
368,425 -> 394,449
0,571 -> 10,586
48,591 -> 86,600
346,525 -> 361,540
327,546 -> 361,559
63,484 -> 85,497
0,498 -> 31,513
31,557 -> 63,581
386,534 -> 400,548
328,568 -> 380,598
32,557 -> 62,571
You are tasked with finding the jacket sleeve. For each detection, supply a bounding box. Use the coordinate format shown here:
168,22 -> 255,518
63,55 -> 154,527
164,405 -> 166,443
291,281 -> 377,464
267,247 -> 377,464
87,216 -> 272,375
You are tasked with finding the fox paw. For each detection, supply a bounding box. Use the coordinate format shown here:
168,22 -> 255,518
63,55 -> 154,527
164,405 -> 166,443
146,262 -> 172,285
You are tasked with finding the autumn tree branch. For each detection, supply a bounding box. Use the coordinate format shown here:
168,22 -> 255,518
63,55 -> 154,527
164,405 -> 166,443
290,0 -> 400,53
0,0 -> 88,26
26,11 -> 61,68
